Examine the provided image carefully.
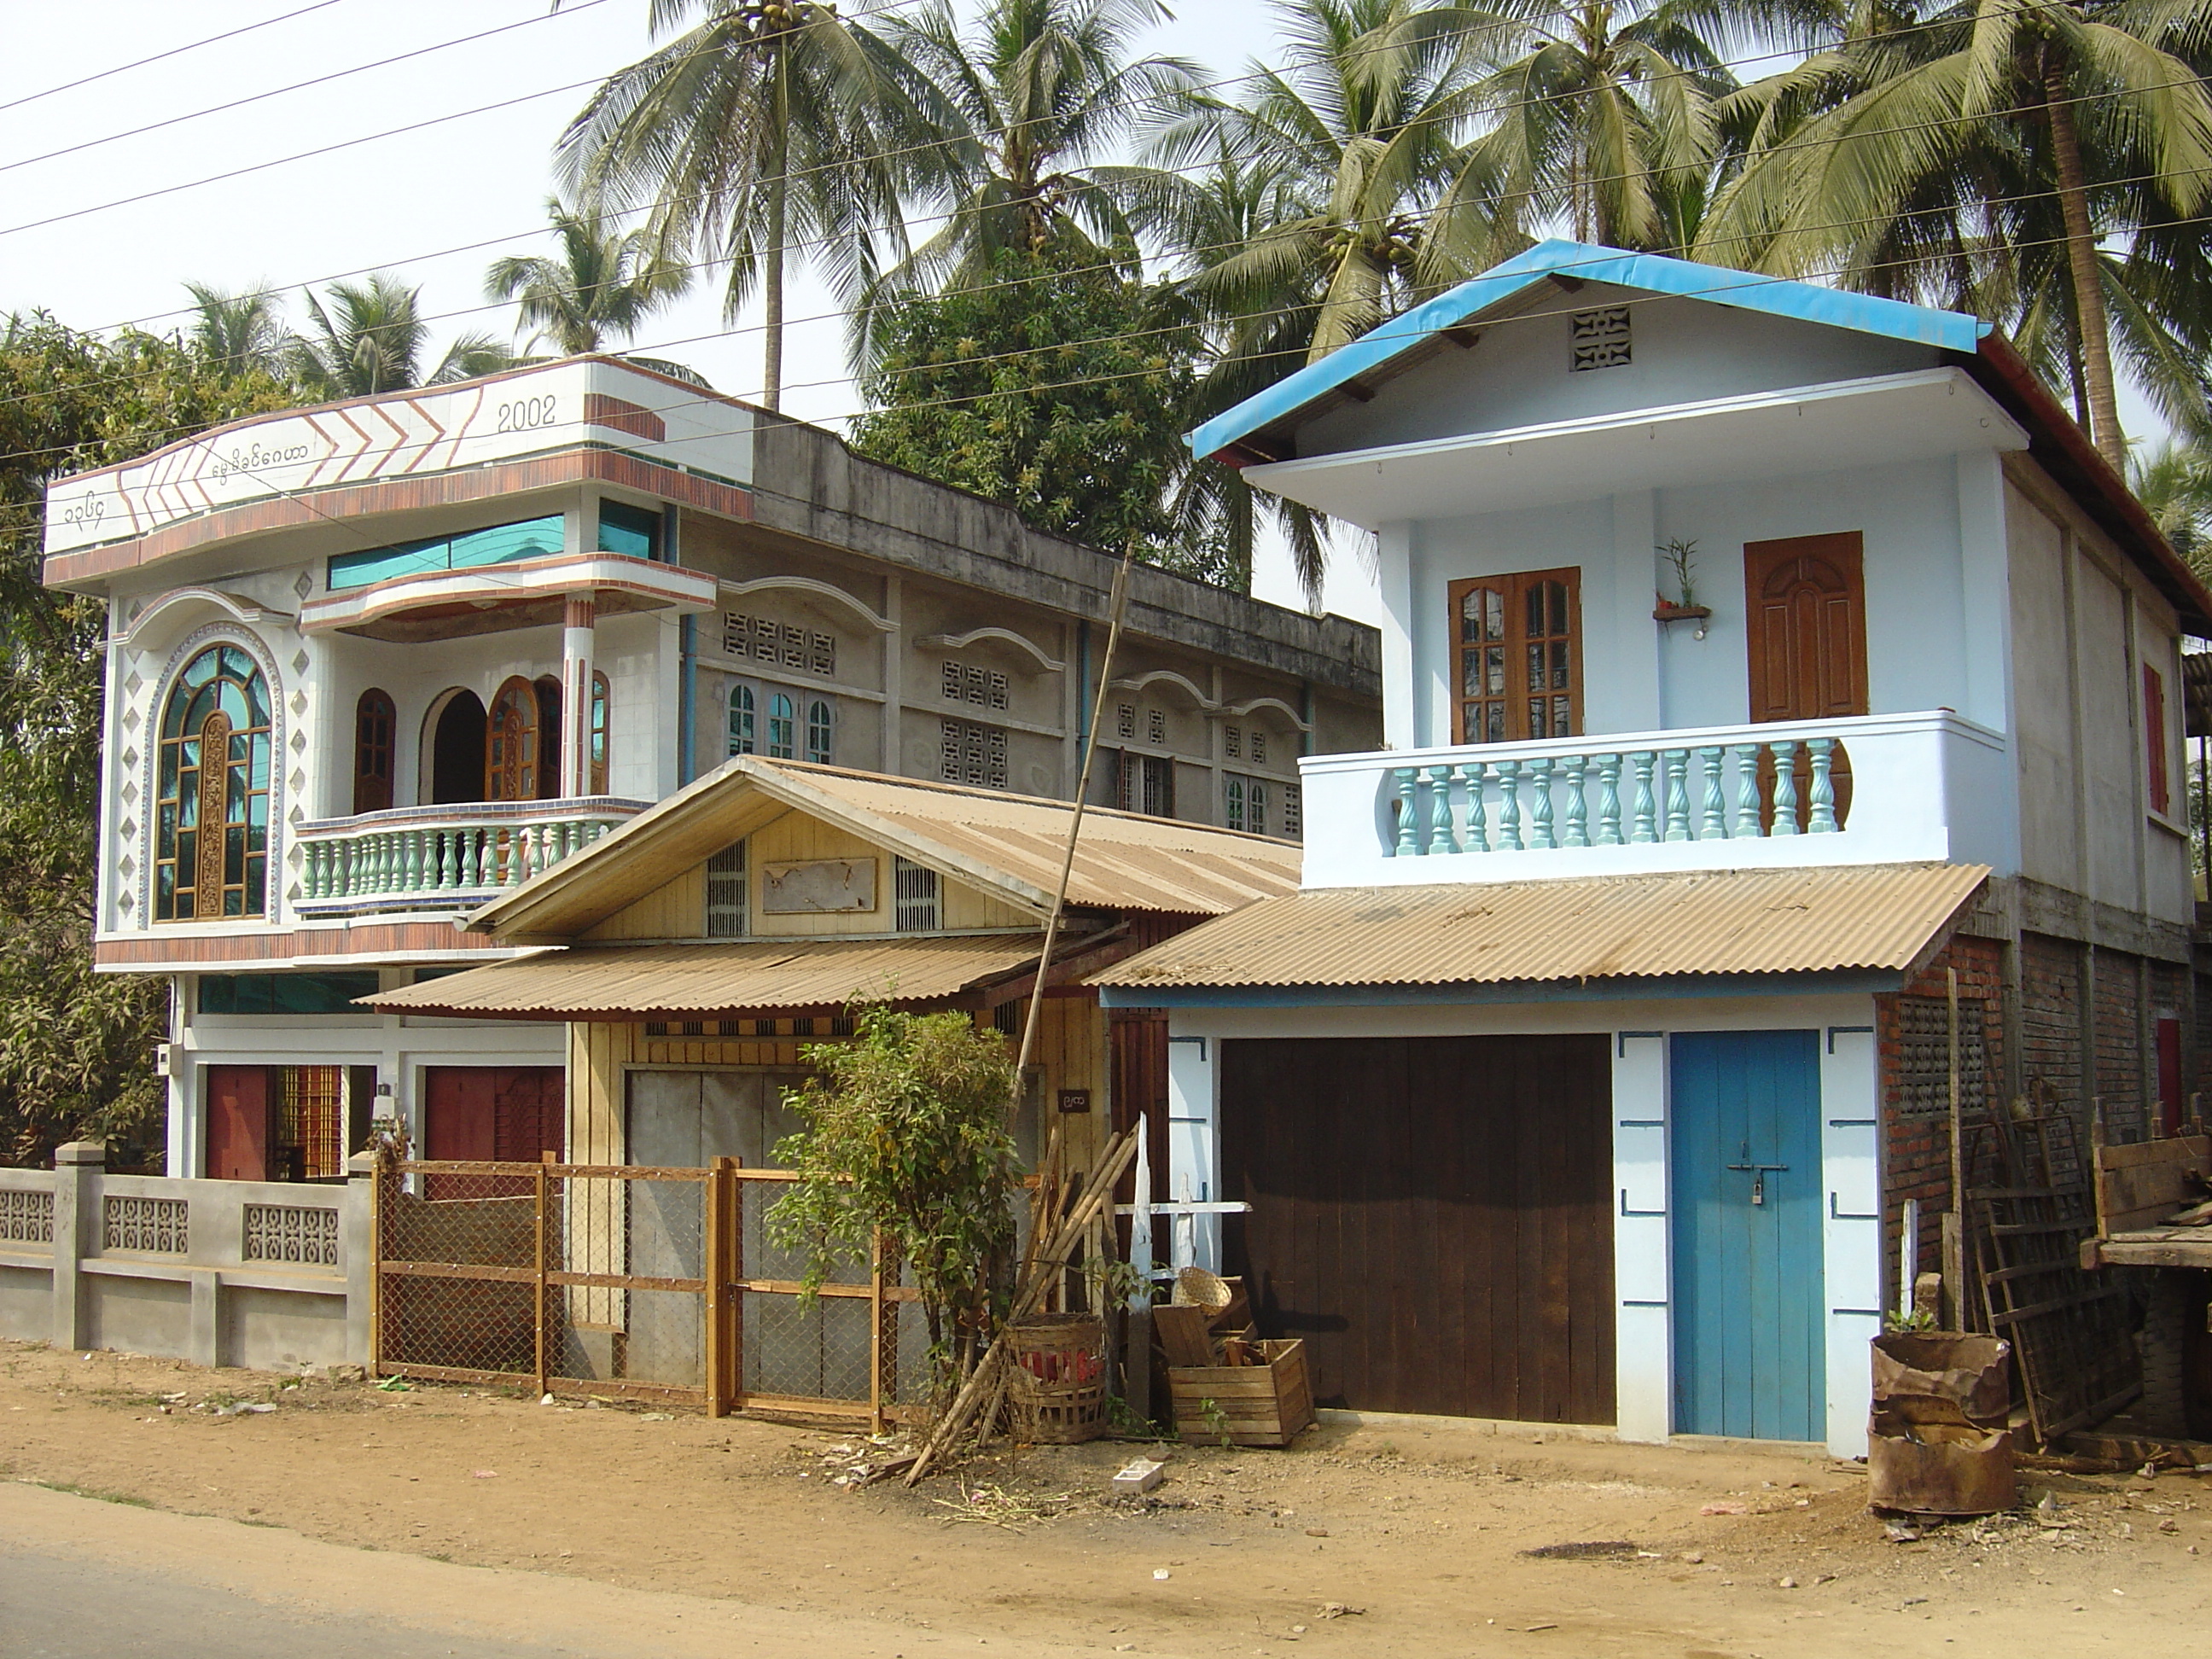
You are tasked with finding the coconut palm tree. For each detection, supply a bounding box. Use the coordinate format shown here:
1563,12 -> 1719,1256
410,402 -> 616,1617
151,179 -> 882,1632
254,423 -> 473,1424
1142,0 -> 1482,368
1701,0 -> 2212,469
859,0 -> 1199,351
557,0 -> 927,410
2133,436 -> 2212,571
1421,0 -> 1751,256
486,198 -> 694,357
287,274 -> 512,399
182,282 -> 289,380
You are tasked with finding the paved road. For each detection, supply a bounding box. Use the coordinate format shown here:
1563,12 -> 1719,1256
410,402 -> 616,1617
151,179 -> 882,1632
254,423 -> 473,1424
0,1539 -> 584,1659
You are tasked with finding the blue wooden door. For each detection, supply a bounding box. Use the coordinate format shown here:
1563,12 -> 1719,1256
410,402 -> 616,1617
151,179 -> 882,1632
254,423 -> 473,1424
1669,1030 -> 1825,1441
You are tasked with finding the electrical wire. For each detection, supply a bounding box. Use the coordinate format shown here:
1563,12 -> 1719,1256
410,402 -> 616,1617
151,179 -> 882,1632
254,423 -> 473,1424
0,0 -> 355,117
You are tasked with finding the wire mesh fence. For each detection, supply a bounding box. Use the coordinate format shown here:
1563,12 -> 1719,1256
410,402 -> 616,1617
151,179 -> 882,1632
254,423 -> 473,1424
374,1158 -> 928,1423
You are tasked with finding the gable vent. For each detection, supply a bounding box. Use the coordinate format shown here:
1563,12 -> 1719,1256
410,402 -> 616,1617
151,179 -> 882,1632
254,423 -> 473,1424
1569,306 -> 1632,371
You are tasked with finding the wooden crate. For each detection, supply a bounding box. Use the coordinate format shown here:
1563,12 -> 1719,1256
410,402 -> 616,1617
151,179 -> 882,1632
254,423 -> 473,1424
1167,1339 -> 1315,1447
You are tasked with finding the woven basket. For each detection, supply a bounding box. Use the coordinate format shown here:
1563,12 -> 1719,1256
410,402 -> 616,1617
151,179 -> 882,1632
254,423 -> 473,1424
1008,1313 -> 1108,1444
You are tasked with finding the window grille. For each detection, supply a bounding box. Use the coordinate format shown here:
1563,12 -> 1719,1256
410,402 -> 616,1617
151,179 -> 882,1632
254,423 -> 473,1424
1890,997 -> 1989,1119
644,1022 -> 669,1037
766,693 -> 795,758
706,841 -> 748,938
1225,775 -> 1245,831
277,1066 -> 346,1181
1147,708 -> 1167,746
678,1021 -> 704,1037
894,856 -> 941,930
1115,703 -> 1137,740
830,1016 -> 856,1037
805,698 -> 834,765
940,660 -> 1009,710
1250,729 -> 1267,765
1224,725 -> 1241,759
754,1019 -> 777,1036
1116,751 -> 1173,818
992,1000 -> 1022,1036
940,718 -> 1009,789
1569,306 -> 1632,370
0,1189 -> 53,1244
1283,782 -> 1302,840
727,684 -> 755,755
721,611 -> 835,678
792,1017 -> 816,1037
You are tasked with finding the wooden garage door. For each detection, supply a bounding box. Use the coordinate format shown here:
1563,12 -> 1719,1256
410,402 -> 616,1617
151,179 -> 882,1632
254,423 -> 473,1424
1220,1034 -> 1615,1424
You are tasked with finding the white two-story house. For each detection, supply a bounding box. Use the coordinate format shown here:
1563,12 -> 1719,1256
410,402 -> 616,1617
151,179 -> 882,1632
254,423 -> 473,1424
1093,242 -> 2210,1456
44,358 -> 1377,1190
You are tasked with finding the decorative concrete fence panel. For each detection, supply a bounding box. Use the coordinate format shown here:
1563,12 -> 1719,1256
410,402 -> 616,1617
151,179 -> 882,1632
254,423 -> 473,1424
0,1142 -> 370,1371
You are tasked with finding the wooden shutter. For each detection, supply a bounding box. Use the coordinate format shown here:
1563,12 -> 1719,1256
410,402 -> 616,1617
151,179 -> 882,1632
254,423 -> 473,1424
1448,568 -> 1582,744
2145,664 -> 2171,817
353,690 -> 395,814
205,1066 -> 272,1182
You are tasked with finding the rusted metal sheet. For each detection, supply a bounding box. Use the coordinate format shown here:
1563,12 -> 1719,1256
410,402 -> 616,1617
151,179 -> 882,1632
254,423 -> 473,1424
1867,1331 -> 2017,1516
367,932 -> 1045,1018
1092,863 -> 1989,989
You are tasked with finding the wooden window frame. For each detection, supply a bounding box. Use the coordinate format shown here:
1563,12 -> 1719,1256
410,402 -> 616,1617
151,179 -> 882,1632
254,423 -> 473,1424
1447,568 -> 1584,746
485,675 -> 540,801
352,688 -> 396,815
154,643 -> 272,923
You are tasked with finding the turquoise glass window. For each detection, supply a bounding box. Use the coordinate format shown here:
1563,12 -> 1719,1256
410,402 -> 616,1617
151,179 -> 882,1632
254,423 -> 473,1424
766,693 -> 795,759
326,514 -> 566,591
597,499 -> 661,561
198,972 -> 378,1015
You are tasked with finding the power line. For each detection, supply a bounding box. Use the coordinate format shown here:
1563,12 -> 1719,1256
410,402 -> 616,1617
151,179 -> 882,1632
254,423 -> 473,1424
0,0 -> 354,117
0,3 -> 609,180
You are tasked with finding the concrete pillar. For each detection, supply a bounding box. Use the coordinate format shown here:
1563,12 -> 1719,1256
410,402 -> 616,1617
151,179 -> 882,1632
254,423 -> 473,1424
189,1273 -> 219,1370
346,1152 -> 378,1368
561,593 -> 597,798
50,1140 -> 104,1352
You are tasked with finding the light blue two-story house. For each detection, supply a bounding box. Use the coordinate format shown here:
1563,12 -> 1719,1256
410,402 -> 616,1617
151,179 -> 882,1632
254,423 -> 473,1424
1096,242 -> 2210,1456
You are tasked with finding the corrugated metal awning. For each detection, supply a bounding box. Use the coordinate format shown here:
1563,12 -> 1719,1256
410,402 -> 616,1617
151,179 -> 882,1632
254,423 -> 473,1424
1091,864 -> 1988,991
367,933 -> 1045,1020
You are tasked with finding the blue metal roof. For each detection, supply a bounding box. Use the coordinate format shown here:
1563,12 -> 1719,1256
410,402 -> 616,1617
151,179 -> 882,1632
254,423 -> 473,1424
1187,240 -> 1993,461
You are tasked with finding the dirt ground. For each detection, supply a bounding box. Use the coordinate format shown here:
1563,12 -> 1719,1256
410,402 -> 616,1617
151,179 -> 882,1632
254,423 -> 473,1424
2,1339 -> 2206,1657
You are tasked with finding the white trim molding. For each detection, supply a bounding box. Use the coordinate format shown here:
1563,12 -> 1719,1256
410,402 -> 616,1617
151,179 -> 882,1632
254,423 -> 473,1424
916,626 -> 1065,675
719,575 -> 895,633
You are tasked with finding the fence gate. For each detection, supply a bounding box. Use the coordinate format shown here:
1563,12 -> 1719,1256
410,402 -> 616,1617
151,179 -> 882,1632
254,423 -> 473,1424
372,1158 -> 926,1422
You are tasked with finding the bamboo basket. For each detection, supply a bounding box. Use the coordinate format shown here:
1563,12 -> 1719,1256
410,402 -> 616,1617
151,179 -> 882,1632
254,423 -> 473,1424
1168,1338 -> 1315,1448
1008,1313 -> 1108,1445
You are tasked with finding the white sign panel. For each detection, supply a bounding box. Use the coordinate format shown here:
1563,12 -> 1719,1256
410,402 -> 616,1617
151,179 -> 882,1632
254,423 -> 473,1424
760,859 -> 878,914
44,359 -> 753,556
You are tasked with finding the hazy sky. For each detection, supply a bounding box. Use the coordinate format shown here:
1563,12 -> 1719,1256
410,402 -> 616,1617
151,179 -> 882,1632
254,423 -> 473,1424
0,2 -> 2166,624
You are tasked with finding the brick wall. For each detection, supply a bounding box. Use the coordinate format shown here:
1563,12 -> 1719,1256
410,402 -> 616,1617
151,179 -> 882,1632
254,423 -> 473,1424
2018,931 -> 2082,1099
1876,934 -> 2005,1313
2093,952 -> 2149,1142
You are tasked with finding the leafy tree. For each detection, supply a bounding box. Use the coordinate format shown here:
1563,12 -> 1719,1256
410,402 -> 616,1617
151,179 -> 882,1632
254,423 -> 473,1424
0,316 -> 292,1165
486,198 -> 694,356
287,273 -> 513,399
558,0 -> 926,409
852,242 -> 1233,583
863,0 -> 1199,355
2133,437 -> 2212,573
768,1004 -> 1020,1393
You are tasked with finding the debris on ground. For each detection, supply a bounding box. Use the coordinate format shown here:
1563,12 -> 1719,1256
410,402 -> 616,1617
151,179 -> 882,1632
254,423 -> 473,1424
1111,1457 -> 1167,1495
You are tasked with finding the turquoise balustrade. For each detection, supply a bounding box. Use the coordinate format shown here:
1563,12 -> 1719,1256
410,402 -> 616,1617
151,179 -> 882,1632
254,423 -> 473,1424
296,812 -> 630,907
1383,736 -> 1850,858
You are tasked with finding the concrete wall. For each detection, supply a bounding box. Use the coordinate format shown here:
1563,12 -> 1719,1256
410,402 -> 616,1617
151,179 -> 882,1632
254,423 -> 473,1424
0,1144 -> 368,1371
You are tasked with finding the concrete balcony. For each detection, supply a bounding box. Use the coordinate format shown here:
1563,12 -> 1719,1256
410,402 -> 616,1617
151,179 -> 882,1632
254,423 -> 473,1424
1298,710 -> 2013,889
293,798 -> 648,916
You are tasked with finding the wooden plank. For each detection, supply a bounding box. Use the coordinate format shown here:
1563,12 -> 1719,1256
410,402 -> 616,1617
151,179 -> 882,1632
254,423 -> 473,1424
2096,1134 -> 2211,1172
1154,1303 -> 1215,1368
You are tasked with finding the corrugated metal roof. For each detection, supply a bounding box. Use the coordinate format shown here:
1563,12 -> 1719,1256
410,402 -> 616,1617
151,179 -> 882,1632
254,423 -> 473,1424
473,756 -> 1302,940
1091,864 -> 1989,989
1189,240 -> 1989,463
367,933 -> 1045,1019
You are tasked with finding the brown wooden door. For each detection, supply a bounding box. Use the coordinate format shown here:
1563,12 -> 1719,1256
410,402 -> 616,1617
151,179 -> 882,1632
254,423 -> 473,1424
205,1065 -> 271,1181
1744,533 -> 1866,721
485,677 -> 538,801
1745,533 -> 1865,827
1219,1034 -> 1615,1424
424,1067 -> 562,1195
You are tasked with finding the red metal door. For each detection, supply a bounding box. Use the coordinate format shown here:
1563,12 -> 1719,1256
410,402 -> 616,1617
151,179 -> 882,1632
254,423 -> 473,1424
205,1065 -> 272,1181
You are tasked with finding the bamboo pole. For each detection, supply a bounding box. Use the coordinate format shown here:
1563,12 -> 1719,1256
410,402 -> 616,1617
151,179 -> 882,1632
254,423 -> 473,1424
706,1156 -> 733,1419
534,1154 -> 552,1400
1943,968 -> 1965,1329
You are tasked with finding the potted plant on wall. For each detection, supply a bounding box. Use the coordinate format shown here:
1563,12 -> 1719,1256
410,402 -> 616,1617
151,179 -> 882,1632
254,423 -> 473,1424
1653,538 -> 1712,635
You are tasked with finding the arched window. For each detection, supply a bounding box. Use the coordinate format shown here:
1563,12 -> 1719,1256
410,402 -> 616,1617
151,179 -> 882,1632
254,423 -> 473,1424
352,689 -> 395,814
766,692 -> 795,760
486,676 -> 539,801
590,671 -> 609,794
805,699 -> 833,765
155,643 -> 271,922
727,684 -> 755,756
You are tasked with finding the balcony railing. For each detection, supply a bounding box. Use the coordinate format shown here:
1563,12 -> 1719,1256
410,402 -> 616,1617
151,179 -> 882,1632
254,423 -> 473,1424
1298,711 -> 2012,888
293,798 -> 647,914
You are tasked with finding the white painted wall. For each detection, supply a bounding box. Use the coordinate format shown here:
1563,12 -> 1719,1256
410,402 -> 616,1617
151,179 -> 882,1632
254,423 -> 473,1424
1159,991 -> 1879,1459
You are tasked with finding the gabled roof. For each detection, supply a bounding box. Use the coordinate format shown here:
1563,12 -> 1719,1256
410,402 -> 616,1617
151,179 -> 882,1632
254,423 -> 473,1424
1091,863 -> 1989,992
1187,239 -> 1988,465
469,756 -> 1303,940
